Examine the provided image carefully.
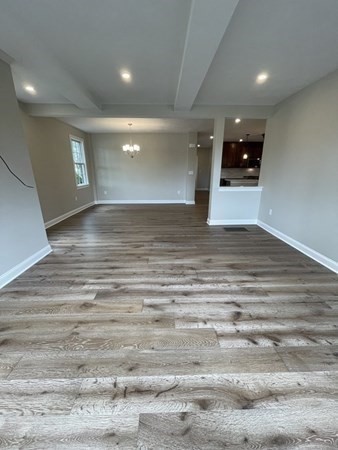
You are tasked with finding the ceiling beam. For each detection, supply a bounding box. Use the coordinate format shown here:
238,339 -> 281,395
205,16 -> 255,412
174,0 -> 239,111
0,48 -> 14,65
22,102 -> 275,120
0,4 -> 101,111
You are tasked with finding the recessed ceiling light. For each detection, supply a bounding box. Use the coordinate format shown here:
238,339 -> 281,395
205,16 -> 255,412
210,135 -> 214,140
197,144 -> 201,147
121,70 -> 132,82
239,139 -> 243,142
256,72 -> 269,84
235,118 -> 241,124
24,84 -> 36,95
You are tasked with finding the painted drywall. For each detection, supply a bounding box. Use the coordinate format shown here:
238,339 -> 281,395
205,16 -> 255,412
208,188 -> 262,224
21,113 -> 95,224
186,133 -> 198,203
258,69 -> 338,262
91,133 -> 189,202
196,148 -> 211,190
0,59 -> 49,282
208,118 -> 262,224
208,118 -> 224,222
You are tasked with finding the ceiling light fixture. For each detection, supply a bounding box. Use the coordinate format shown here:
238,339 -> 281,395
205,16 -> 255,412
256,72 -> 269,84
24,84 -> 36,94
197,144 -> 201,147
210,135 -> 214,140
121,70 -> 132,82
122,123 -> 140,158
239,139 -> 243,142
235,118 -> 241,124
242,133 -> 250,161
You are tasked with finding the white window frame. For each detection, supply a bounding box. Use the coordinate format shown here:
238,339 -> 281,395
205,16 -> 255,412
70,136 -> 89,188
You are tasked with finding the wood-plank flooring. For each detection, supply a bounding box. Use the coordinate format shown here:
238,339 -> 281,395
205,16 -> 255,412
0,203 -> 337,449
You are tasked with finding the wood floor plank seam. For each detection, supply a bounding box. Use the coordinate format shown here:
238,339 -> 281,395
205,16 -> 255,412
3,353 -> 25,381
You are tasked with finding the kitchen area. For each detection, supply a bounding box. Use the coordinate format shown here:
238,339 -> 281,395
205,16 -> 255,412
220,138 -> 264,187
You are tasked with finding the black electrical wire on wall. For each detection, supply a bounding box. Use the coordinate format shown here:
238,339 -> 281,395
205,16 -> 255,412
0,155 -> 34,188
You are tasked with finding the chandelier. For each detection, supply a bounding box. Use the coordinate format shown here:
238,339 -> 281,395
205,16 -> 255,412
122,123 -> 140,158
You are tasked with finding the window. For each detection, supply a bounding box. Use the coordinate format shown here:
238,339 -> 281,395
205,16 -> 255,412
70,136 -> 89,187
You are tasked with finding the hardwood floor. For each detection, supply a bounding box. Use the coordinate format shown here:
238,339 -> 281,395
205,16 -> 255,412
0,203 -> 337,449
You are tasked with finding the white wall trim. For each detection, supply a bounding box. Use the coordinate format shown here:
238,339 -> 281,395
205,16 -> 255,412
96,200 -> 186,205
258,220 -> 338,274
207,218 -> 258,225
0,245 -> 52,289
185,201 -> 195,205
45,202 -> 95,229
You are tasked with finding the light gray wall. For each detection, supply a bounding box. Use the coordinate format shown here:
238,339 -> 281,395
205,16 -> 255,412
92,133 -> 189,202
0,59 -> 49,279
258,69 -> 338,262
209,188 -> 262,223
21,113 -> 95,223
207,118 -> 262,225
186,133 -> 198,203
196,147 -> 211,190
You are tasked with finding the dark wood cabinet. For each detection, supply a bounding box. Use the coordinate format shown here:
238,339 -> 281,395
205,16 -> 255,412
222,142 -> 263,168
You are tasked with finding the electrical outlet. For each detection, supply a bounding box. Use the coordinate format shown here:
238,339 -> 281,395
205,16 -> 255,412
177,190 -> 181,195
75,196 -> 78,201
269,209 -> 273,216
104,190 -> 107,195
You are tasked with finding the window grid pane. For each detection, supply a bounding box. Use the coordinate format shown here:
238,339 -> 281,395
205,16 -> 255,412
70,138 -> 89,187
74,163 -> 87,185
71,141 -> 82,163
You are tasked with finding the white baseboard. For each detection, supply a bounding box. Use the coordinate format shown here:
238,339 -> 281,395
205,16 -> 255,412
207,218 -> 258,226
185,201 -> 195,205
96,200 -> 186,204
258,220 -> 338,274
0,245 -> 52,289
45,202 -> 95,229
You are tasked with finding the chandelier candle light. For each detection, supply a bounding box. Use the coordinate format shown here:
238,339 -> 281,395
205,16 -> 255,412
122,123 -> 140,158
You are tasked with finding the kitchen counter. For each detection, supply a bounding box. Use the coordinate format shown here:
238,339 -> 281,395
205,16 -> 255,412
221,178 -> 259,187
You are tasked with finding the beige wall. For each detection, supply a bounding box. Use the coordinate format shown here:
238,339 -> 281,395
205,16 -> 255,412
21,113 -> 95,223
0,59 -> 49,284
196,147 -> 211,190
258,69 -> 338,263
92,133 -> 190,202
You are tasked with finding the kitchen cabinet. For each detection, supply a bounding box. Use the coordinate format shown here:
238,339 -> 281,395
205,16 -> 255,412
222,142 -> 263,168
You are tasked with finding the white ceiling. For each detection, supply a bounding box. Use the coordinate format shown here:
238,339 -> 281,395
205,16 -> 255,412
1,0 -> 338,136
59,118 -> 214,134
